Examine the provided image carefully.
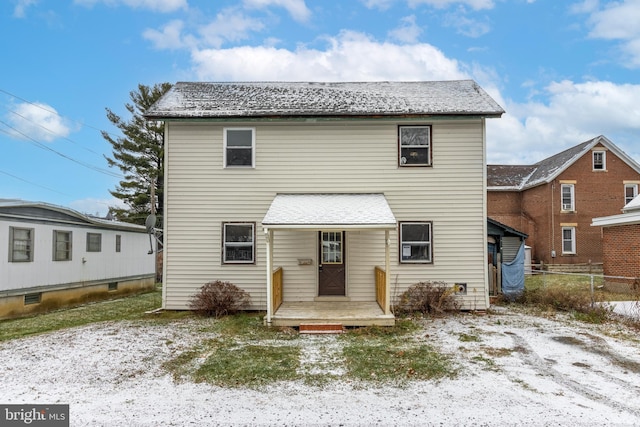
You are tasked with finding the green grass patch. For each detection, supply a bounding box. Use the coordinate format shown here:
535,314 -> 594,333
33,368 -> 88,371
193,340 -> 300,387
458,333 -> 481,342
342,341 -> 456,384
0,287 -> 178,342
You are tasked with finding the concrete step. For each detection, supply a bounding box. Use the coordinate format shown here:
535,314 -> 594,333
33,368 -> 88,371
299,323 -> 344,334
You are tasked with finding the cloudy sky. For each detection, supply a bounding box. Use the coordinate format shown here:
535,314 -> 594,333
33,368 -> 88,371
2,0 -> 640,215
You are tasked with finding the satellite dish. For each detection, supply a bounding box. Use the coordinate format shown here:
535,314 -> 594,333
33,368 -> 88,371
145,214 -> 157,234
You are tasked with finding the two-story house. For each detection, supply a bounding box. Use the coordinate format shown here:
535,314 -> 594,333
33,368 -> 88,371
488,136 -> 640,268
145,81 -> 504,326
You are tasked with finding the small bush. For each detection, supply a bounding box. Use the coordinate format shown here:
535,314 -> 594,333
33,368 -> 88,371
395,281 -> 460,315
520,286 -> 614,323
189,281 -> 251,318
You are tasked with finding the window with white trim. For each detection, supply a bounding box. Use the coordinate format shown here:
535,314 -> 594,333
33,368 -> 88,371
562,227 -> 576,254
625,184 -> 638,205
53,230 -> 72,261
561,184 -> 575,211
224,128 -> 255,167
592,151 -> 606,170
399,222 -> 432,263
86,232 -> 102,252
223,223 -> 255,263
9,227 -> 34,262
399,125 -> 431,166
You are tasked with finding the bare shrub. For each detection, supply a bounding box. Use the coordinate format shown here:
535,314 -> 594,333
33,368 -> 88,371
189,280 -> 251,318
521,286 -> 613,323
395,281 -> 460,315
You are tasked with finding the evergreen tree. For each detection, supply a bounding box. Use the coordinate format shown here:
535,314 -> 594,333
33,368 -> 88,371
103,83 -> 172,226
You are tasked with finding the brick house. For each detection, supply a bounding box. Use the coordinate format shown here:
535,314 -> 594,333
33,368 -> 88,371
488,135 -> 640,267
592,195 -> 640,284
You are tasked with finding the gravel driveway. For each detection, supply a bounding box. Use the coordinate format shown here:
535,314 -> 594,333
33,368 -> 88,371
1,306 -> 639,426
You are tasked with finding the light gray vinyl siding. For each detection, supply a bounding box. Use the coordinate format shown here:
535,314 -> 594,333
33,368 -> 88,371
163,119 -> 488,310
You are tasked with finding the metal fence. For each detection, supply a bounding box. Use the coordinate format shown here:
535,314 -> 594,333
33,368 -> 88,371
527,266 -> 640,318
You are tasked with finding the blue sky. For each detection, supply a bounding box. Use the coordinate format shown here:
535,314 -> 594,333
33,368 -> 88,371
2,0 -> 640,216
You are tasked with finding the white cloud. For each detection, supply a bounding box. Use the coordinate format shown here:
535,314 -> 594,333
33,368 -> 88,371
443,8 -> 491,37
190,30 -> 467,81
487,79 -> 640,164
6,102 -> 72,142
143,20 -> 190,50
198,9 -> 265,48
388,15 -> 423,43
408,0 -> 494,10
361,0 -> 397,10
13,0 -> 37,18
144,9 -> 264,50
243,0 -> 311,22
74,0 -> 187,13
580,0 -> 640,68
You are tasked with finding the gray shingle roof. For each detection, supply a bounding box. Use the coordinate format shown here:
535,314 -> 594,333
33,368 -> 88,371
488,135 -> 640,191
144,81 -> 504,119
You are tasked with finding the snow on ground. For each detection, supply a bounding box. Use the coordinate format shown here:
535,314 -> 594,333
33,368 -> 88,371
1,307 -> 640,426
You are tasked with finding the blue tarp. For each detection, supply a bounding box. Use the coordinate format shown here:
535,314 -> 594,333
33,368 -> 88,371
502,243 -> 525,300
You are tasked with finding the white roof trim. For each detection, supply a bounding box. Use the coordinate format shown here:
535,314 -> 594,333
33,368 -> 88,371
262,194 -> 397,230
592,212 -> 640,227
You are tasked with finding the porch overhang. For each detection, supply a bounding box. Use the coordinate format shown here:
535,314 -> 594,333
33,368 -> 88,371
262,193 -> 396,326
262,193 -> 397,230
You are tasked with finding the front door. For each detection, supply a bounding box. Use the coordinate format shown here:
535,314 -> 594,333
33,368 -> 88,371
318,231 -> 346,296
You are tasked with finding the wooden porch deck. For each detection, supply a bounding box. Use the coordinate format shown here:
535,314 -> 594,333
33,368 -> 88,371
269,301 -> 395,327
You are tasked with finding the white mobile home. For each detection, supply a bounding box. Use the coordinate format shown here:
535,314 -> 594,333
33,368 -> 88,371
145,81 -> 504,326
0,200 -> 156,318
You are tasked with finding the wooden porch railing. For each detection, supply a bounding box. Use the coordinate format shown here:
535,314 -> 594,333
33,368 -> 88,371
272,267 -> 283,313
374,266 -> 386,311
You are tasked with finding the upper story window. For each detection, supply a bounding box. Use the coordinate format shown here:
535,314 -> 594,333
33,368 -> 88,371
87,232 -> 102,252
625,183 -> 638,205
399,222 -> 432,263
592,150 -> 606,170
224,128 -> 255,168
53,230 -> 72,261
399,125 -> 431,166
223,223 -> 255,264
9,227 -> 34,262
561,183 -> 575,212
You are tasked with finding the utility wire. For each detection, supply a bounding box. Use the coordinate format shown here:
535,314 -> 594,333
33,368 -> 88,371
4,107 -> 104,157
0,169 -> 71,196
0,119 -> 122,178
0,87 -> 122,139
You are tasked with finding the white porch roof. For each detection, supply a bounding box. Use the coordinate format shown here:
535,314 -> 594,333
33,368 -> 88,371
262,193 -> 397,230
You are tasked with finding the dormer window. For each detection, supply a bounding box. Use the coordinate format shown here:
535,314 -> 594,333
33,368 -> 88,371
593,151 -> 606,170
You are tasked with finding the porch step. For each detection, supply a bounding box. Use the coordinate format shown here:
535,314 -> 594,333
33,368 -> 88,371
299,323 -> 344,334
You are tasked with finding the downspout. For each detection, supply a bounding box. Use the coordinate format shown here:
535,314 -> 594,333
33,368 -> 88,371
551,181 -> 555,263
384,230 -> 391,315
265,228 -> 273,326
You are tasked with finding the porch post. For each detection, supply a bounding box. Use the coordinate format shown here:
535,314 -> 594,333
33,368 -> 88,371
265,228 -> 273,325
384,230 -> 391,315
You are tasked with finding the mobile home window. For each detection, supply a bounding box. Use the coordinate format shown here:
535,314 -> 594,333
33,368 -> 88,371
9,227 -> 34,262
399,222 -> 432,263
562,227 -> 576,255
53,230 -> 72,261
561,184 -> 575,212
86,233 -> 102,252
223,223 -> 255,263
115,235 -> 122,253
592,151 -> 606,170
625,184 -> 638,205
399,125 -> 431,166
224,128 -> 255,167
